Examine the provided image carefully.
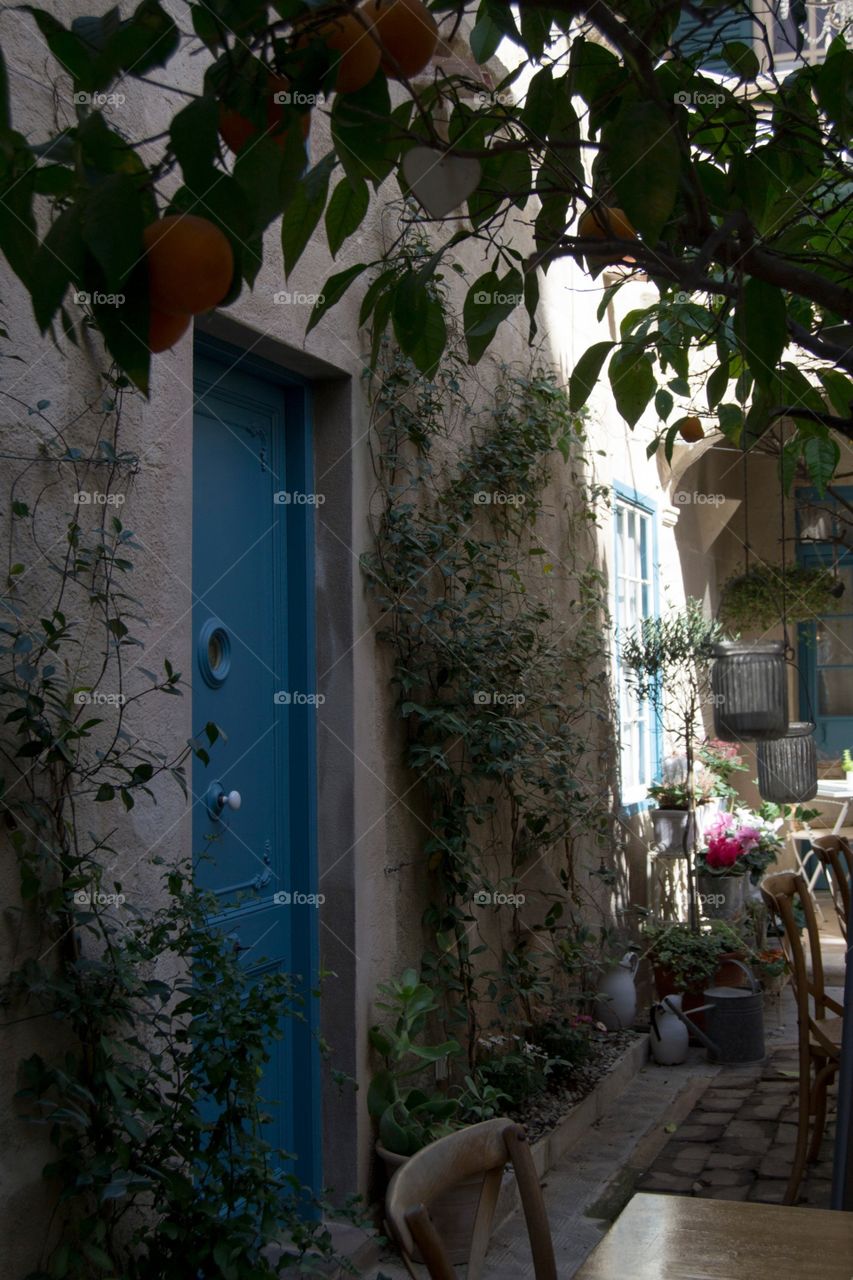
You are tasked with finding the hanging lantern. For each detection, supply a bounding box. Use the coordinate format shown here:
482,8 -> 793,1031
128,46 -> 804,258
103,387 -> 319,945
757,721 -> 818,803
710,641 -> 788,742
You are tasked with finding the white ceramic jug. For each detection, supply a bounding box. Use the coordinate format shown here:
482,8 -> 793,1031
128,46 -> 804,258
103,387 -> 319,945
650,993 -> 689,1065
595,951 -> 638,1030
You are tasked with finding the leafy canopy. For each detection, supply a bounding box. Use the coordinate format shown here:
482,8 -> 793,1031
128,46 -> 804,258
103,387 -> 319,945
1,0 -> 852,486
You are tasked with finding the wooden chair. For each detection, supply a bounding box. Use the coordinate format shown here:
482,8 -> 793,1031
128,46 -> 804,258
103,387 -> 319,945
760,871 -> 844,1204
810,834 -> 853,938
385,1118 -> 557,1280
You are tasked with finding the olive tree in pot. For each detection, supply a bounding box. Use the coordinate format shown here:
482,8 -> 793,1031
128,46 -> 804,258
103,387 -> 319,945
621,601 -> 726,928
368,969 -> 489,1263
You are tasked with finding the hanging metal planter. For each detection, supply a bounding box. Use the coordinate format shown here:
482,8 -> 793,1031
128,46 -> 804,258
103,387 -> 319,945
710,641 -> 788,742
757,721 -> 818,803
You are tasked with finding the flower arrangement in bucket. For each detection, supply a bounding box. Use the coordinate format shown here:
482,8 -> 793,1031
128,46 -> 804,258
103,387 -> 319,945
695,809 -> 783,918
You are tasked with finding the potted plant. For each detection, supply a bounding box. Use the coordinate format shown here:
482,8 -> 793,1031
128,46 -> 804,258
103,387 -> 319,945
697,738 -> 748,806
643,919 -> 749,1033
622,600 -> 726,924
718,563 -> 844,635
842,748 -> 853,784
695,809 -> 783,918
368,969 -> 484,1263
646,776 -> 716,855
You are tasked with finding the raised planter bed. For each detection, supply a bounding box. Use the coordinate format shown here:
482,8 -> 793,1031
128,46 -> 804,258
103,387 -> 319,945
492,1031 -> 648,1225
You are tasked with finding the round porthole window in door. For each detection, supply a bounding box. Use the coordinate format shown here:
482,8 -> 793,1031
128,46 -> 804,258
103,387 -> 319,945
198,617 -> 231,688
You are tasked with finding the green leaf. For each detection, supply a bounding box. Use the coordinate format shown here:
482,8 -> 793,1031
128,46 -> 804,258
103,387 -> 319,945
462,268 -> 522,364
569,341 -> 614,412
330,75 -> 393,186
718,402 -> 743,441
655,387 -> 674,421
609,345 -> 656,428
21,9 -> 94,87
604,102 -> 680,242
81,174 -> 144,292
31,204 -> 85,332
306,262 -> 369,333
706,359 -> 730,411
803,434 -> 840,495
282,153 -> 334,278
393,272 -> 447,376
235,133 -> 305,235
735,278 -> 787,389
470,12 -> 503,63
169,95 -> 219,190
722,41 -> 760,80
818,370 -> 853,418
325,176 -> 369,258
0,135 -> 37,287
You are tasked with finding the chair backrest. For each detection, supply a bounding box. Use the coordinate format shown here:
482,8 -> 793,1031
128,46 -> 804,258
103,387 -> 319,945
385,1118 -> 557,1280
810,835 -> 853,939
760,871 -> 837,1056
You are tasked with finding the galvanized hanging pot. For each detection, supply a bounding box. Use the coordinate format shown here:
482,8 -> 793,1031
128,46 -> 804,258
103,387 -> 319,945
757,720 -> 818,803
710,641 -> 788,742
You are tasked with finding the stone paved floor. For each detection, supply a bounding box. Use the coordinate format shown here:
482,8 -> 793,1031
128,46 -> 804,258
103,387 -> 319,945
368,895 -> 847,1277
636,1043 -> 837,1207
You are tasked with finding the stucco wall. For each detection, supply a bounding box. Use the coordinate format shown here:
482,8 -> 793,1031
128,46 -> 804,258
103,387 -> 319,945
1,1 -> 833,1265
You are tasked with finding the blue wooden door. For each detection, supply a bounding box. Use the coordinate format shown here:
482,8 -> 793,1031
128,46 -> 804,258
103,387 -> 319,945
192,342 -> 320,1191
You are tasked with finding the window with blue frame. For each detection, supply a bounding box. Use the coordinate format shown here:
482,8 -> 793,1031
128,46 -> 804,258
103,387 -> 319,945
796,487 -> 853,760
612,488 -> 661,808
674,1 -> 840,70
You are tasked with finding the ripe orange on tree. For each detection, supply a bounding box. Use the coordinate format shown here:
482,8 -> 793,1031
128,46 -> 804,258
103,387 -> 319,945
218,74 -> 311,155
678,415 -> 705,443
361,0 -> 438,79
148,308 -> 191,354
577,206 -> 638,267
143,215 -> 234,318
310,12 -> 381,93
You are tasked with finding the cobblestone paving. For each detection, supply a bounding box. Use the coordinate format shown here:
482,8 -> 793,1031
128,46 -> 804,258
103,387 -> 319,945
637,1044 -> 837,1208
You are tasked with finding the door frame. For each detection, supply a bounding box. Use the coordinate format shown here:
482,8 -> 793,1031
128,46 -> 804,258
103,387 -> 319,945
193,333 -> 322,1192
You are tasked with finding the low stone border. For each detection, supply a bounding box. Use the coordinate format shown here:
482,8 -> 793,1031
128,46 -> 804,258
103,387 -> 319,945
494,1033 -> 649,1225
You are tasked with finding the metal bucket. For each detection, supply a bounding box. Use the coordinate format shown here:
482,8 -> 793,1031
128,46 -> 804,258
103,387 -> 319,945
702,980 -> 765,1065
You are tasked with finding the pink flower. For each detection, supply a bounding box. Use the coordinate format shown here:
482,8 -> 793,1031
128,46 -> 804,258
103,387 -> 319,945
706,834 -> 743,869
704,812 -> 735,841
736,823 -> 762,851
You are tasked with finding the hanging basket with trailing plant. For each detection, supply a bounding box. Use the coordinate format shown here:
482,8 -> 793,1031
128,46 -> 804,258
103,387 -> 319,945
718,564 -> 844,635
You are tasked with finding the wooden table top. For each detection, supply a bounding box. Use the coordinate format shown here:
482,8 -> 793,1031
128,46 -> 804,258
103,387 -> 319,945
573,1193 -> 853,1280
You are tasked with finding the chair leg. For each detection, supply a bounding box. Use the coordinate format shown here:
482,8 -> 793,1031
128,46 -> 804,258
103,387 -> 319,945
808,1060 -> 828,1163
785,1064 -> 812,1205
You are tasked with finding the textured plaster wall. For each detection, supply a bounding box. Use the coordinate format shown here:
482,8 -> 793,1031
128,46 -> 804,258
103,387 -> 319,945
0,0 -> 792,1261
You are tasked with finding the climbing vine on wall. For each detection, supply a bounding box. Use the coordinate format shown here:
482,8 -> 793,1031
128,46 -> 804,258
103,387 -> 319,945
363,271 -> 621,1065
0,373 -> 350,1279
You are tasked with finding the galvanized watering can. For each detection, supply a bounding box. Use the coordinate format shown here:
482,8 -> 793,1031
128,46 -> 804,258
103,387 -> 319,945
670,960 -> 765,1065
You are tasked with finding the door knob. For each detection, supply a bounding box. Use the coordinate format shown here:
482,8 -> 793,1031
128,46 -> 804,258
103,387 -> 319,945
206,781 -> 242,820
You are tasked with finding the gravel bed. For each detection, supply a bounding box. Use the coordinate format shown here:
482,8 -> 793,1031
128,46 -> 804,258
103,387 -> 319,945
511,1029 -> 642,1144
